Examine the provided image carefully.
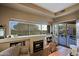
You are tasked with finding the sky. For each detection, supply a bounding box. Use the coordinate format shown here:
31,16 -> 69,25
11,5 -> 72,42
9,21 -> 18,29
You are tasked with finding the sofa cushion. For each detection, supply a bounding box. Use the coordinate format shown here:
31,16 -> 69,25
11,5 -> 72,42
0,47 -> 13,56
12,46 -> 21,56
0,46 -> 20,56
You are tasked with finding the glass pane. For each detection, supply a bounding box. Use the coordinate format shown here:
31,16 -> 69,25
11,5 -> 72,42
0,29 -> 4,36
9,21 -> 29,36
29,24 -> 41,35
41,25 -> 47,34
67,24 -> 76,45
9,20 -> 47,36
53,24 -> 59,43
76,20 -> 79,46
54,24 -> 58,37
58,24 -> 67,45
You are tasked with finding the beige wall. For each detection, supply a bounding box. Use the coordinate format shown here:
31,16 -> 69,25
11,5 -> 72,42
0,5 -> 52,36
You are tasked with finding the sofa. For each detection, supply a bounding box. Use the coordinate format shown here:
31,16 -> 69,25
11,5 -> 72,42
0,46 -> 30,56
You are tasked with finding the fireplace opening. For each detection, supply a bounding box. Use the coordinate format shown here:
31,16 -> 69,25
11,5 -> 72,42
33,40 -> 43,53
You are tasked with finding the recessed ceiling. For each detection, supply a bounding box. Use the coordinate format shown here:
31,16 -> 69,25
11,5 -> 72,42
35,3 -> 76,13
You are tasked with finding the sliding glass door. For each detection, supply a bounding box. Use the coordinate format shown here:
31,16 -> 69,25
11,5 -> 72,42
58,24 -> 67,46
67,24 -> 76,46
53,23 -> 76,47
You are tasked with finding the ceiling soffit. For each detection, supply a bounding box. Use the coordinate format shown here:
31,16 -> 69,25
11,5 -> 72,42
20,3 -> 79,18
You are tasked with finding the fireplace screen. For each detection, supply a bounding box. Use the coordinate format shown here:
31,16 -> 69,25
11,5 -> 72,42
33,40 -> 43,53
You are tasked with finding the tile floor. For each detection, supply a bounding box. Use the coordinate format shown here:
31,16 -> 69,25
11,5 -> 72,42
49,46 -> 71,56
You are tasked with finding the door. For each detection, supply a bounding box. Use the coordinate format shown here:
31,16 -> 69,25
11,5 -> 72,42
67,24 -> 76,46
58,24 -> 67,46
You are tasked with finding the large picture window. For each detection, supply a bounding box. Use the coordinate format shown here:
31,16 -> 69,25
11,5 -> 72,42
9,20 -> 48,36
9,21 -> 29,36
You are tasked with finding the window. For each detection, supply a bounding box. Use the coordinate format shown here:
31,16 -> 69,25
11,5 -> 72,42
9,21 -> 29,36
41,25 -> 47,34
29,24 -> 41,35
53,24 -> 58,37
9,20 -> 48,36
0,29 -> 5,37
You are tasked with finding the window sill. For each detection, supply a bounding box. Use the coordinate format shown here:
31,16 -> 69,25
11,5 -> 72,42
0,34 -> 51,44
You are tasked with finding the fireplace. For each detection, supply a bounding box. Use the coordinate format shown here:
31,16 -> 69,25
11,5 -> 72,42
33,40 -> 43,53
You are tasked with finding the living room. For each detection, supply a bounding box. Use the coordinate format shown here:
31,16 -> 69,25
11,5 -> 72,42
0,3 -> 79,56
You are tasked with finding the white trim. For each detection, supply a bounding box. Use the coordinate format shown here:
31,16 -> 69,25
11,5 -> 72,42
54,19 -> 76,24
10,18 -> 47,25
